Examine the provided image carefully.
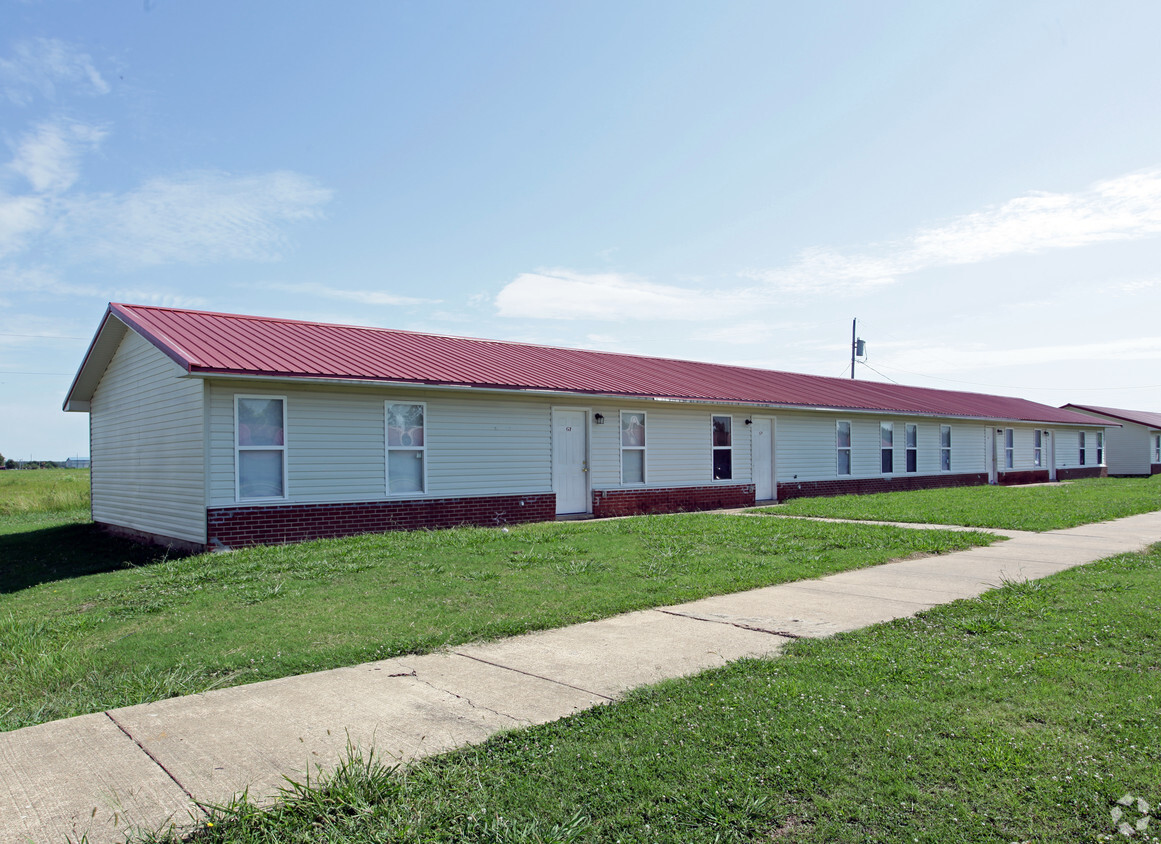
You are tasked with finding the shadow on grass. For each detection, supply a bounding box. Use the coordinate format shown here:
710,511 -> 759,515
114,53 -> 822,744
0,523 -> 188,593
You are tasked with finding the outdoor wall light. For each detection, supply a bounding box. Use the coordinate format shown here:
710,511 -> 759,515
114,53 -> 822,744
594,413 -> 605,424
744,418 -> 753,425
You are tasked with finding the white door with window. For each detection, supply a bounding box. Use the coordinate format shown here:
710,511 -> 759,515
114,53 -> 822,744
987,427 -> 999,484
552,409 -> 589,514
1046,430 -> 1057,481
752,417 -> 775,501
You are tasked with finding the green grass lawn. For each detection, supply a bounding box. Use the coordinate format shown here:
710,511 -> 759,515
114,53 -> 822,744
146,544 -> 1161,844
754,475 -> 1161,531
0,511 -> 992,732
0,467 -> 90,516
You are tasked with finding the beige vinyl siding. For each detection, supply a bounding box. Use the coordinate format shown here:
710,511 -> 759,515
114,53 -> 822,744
1054,429 -> 1081,470
207,381 -> 552,505
586,403 -> 752,488
1064,407 -> 1152,474
774,413 -> 986,481
90,331 -> 206,544
775,412 -> 844,481
1103,423 -> 1149,474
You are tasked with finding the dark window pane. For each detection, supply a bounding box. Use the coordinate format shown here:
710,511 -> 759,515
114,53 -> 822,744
712,416 -> 731,447
906,451 -> 917,473
713,450 -> 732,480
881,450 -> 893,473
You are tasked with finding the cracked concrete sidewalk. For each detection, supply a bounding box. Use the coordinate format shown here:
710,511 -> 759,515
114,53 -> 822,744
4,510 -> 1160,844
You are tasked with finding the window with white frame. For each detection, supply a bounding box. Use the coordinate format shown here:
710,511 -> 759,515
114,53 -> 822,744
1004,428 -> 1014,469
905,423 -> 917,473
1096,431 -> 1104,465
880,422 -> 894,473
1078,431 -> 1087,465
1154,434 -> 1160,463
836,420 -> 852,475
621,411 -> 646,484
940,425 -> 952,471
236,396 -> 287,500
1033,429 -> 1043,467
712,415 -> 732,480
386,402 -> 426,494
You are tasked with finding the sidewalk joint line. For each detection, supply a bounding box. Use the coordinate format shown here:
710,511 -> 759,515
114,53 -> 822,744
105,711 -> 207,815
411,676 -> 525,724
656,608 -> 807,639
450,653 -> 616,701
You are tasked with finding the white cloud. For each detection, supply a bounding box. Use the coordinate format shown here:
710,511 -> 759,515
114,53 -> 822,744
1113,278 -> 1161,293
0,38 -> 109,105
0,265 -> 97,297
696,320 -> 820,346
744,168 -> 1161,295
108,289 -> 208,309
495,268 -> 760,321
882,336 -> 1161,373
0,191 -> 45,258
8,119 -> 107,193
56,170 -> 332,267
0,41 -> 332,279
265,281 -> 439,307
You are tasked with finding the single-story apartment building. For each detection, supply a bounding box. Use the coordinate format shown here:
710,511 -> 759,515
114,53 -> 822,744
65,303 -> 1111,551
1061,404 -> 1161,476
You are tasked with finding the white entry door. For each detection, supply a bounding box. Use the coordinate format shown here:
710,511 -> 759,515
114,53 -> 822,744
552,409 -> 589,514
752,417 -> 775,501
1046,430 -> 1057,481
987,427 -> 999,484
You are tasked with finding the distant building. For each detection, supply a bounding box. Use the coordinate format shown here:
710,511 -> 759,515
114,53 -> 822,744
1061,404 -> 1161,476
64,457 -> 92,469
65,303 -> 1110,551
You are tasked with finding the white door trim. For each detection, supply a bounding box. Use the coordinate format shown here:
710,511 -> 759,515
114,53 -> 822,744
551,407 -> 591,515
752,416 -> 776,502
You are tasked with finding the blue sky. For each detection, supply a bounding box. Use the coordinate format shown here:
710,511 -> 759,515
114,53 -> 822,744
3,1 -> 1161,459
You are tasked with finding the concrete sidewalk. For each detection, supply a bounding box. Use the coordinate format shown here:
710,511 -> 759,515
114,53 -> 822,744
4,510 -> 1160,844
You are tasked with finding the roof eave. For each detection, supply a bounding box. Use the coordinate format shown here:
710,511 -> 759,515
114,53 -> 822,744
185,370 -> 1111,427
63,307 -> 127,411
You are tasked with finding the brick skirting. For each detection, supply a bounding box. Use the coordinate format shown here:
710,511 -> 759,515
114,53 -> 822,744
207,493 -> 556,549
777,473 -> 990,501
997,469 -> 1052,486
1152,464 -> 1161,476
591,484 -> 755,518
1056,466 -> 1107,481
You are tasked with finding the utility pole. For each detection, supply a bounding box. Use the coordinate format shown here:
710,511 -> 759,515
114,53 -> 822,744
850,319 -> 865,379
851,319 -> 856,379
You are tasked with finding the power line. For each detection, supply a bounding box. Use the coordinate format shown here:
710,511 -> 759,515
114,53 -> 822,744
856,359 -> 899,384
0,332 -> 87,340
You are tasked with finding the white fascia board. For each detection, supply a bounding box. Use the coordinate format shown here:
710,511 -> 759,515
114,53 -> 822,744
186,372 -> 1111,427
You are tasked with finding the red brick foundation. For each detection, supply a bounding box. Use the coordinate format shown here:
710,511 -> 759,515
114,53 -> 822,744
1151,464 -> 1161,476
997,469 -> 1052,486
777,473 -> 990,501
1056,466 -> 1107,481
592,484 -> 755,518
207,493 -> 556,549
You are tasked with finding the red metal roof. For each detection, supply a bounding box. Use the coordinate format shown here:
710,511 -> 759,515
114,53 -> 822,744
77,303 -> 1105,426
1063,404 -> 1161,430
